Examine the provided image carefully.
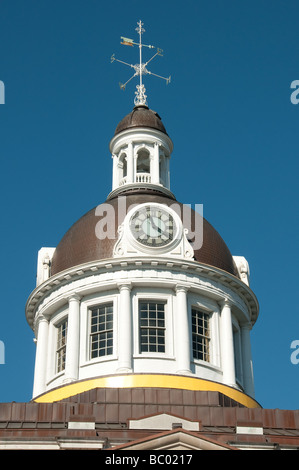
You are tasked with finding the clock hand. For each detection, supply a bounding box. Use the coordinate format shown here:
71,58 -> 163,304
149,215 -> 162,233
151,217 -> 171,238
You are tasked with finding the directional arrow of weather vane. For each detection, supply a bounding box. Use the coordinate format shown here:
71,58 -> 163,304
111,20 -> 171,106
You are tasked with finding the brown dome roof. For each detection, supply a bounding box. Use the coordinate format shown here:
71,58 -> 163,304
51,192 -> 238,278
114,105 -> 167,136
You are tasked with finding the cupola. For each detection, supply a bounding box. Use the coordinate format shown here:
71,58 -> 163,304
108,105 -> 174,199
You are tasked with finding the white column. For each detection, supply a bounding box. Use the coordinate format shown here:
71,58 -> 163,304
133,153 -> 138,183
112,154 -> 118,189
175,285 -> 191,374
127,141 -> 134,184
117,283 -> 132,372
165,155 -> 170,189
220,299 -> 236,387
241,323 -> 255,398
152,142 -> 160,185
33,316 -> 49,398
64,294 -> 81,382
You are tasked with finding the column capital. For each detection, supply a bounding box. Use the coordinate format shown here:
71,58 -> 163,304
117,282 -> 132,292
35,314 -> 49,328
241,321 -> 253,331
220,297 -> 232,309
175,284 -> 190,294
68,293 -> 81,302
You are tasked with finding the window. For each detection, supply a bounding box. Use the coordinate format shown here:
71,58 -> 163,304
139,301 -> 166,353
136,149 -> 150,173
233,326 -> 242,382
192,308 -> 210,362
119,153 -> 127,178
90,303 -> 113,359
159,154 -> 166,185
56,320 -> 67,373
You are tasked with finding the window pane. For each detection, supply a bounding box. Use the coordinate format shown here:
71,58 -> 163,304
139,301 -> 166,353
90,303 -> 113,359
192,308 -> 210,362
56,319 -> 68,373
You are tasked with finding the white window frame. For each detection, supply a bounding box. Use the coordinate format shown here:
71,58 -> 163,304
89,302 -> 114,360
56,318 -> 68,373
47,305 -> 69,383
188,294 -> 220,368
232,315 -> 243,385
191,307 -> 210,363
139,300 -> 167,354
133,290 -> 174,358
80,293 -> 118,366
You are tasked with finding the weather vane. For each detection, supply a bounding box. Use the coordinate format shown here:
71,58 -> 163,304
111,20 -> 171,107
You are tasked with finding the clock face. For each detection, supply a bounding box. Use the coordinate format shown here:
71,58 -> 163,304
130,205 -> 175,247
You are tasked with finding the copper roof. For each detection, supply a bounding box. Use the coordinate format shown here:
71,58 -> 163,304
114,105 -> 168,136
51,191 -> 238,277
0,389 -> 299,449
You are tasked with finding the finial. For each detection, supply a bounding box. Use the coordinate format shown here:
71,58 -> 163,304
111,20 -> 171,107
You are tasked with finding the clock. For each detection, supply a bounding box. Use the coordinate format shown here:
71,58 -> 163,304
129,205 -> 175,247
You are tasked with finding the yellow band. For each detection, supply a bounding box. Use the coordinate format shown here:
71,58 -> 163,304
34,374 -> 261,408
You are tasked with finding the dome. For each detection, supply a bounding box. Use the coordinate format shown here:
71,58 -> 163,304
51,192 -> 238,278
114,105 -> 168,136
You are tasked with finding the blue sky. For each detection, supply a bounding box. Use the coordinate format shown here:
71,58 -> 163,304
0,0 -> 298,410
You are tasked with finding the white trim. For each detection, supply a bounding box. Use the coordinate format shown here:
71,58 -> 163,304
132,288 -> 174,359
109,128 -> 173,157
0,439 -> 105,450
188,293 -> 221,369
80,292 -> 118,366
47,305 -> 68,384
26,257 -> 259,329
68,421 -> 95,430
236,426 -> 263,435
123,202 -> 183,256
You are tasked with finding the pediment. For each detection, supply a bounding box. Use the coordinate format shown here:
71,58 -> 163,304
128,412 -> 200,431
110,427 -> 236,451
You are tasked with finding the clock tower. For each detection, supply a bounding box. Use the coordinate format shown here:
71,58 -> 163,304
26,22 -> 259,408
26,104 -> 258,407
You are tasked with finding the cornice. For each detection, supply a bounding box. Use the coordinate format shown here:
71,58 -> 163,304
25,257 -> 259,328
109,127 -> 174,155
106,183 -> 175,201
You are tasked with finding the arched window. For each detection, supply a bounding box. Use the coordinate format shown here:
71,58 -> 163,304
136,148 -> 150,174
159,154 -> 165,185
119,153 -> 127,178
